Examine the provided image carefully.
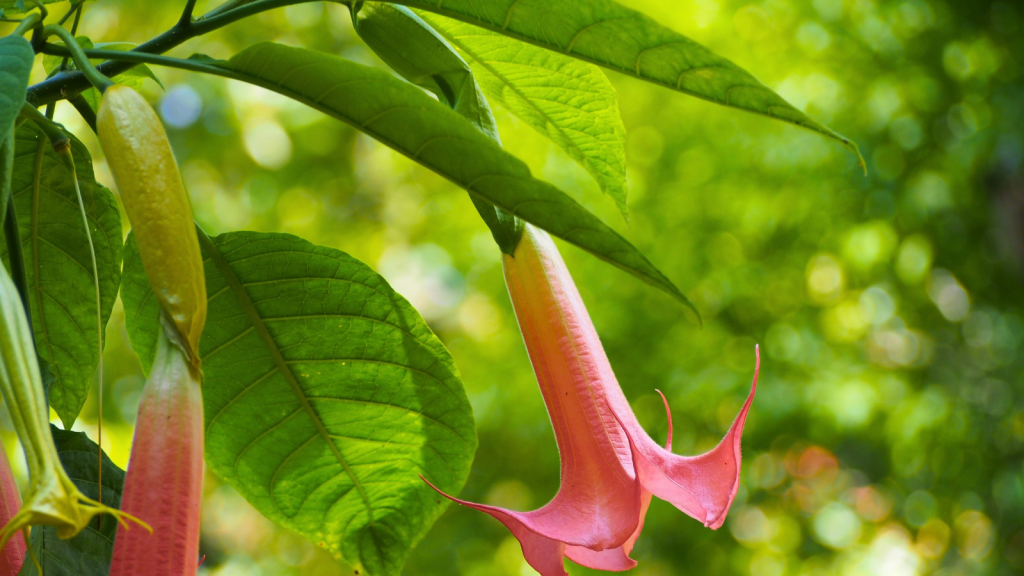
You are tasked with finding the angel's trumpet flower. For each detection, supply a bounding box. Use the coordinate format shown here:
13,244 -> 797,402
0,266 -> 142,555
427,224 -> 757,575
0,447 -> 25,574
109,323 -> 204,576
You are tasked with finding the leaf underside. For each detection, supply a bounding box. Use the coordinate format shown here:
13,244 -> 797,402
212,42 -> 694,310
120,230 -> 477,576
420,11 -> 630,217
391,0 -> 862,163
0,124 -> 123,428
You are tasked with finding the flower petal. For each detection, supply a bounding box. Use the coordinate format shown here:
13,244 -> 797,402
620,349 -> 758,529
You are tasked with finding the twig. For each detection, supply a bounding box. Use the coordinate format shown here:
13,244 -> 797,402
178,0 -> 199,27
40,24 -> 114,93
27,0 -> 312,107
68,94 -> 98,134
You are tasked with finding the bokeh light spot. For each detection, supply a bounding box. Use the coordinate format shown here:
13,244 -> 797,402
160,84 -> 203,129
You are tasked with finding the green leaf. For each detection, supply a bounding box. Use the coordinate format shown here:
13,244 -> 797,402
419,12 -> 630,216
0,123 -> 123,428
0,36 -> 33,185
17,425 -> 125,576
42,37 -> 163,110
392,0 -> 862,164
0,0 -> 65,13
352,3 -> 522,252
120,229 -> 477,576
0,130 -> 13,218
212,42 -> 693,309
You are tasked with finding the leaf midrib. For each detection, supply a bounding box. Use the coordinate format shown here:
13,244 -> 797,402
196,230 -> 376,525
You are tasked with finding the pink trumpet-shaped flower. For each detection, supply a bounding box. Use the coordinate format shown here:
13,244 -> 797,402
426,224 -> 758,575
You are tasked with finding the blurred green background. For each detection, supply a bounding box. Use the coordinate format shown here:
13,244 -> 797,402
4,0 -> 1024,574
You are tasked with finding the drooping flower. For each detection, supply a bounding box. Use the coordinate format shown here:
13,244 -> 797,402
0,266 -> 142,555
426,224 -> 757,575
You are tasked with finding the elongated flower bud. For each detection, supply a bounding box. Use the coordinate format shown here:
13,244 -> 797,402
96,85 -> 206,363
110,325 -> 203,576
0,266 -> 141,551
0,447 -> 25,575
98,84 -> 207,575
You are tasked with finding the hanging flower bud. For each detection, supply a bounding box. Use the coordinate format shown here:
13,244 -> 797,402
109,323 -> 203,576
96,84 -> 208,576
96,84 -> 206,365
427,224 -> 757,575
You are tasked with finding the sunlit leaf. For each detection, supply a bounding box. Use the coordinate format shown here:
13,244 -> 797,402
208,42 -> 694,310
0,124 -> 123,428
390,0 -> 862,164
120,230 -> 477,576
419,12 -> 630,216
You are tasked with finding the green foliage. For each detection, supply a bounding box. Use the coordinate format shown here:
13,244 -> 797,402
394,0 -> 861,163
9,0 -> 1014,574
211,42 -> 695,310
120,230 -> 477,576
0,36 -> 32,143
420,11 -> 630,217
0,35 -> 32,215
41,37 -> 162,110
351,3 -> 523,253
0,123 -> 122,428
17,425 -> 124,576
0,0 -> 65,15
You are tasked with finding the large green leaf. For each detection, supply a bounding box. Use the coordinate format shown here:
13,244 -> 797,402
419,11 -> 629,216
17,425 -> 125,576
0,35 -> 33,215
0,36 -> 32,149
120,230 -> 477,576
0,124 -> 123,428
391,0 -> 861,163
210,42 -> 693,309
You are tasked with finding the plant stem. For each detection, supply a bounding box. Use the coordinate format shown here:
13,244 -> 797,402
57,148 -> 105,514
19,103 -> 69,149
68,94 -> 98,134
56,0 -> 84,26
179,0 -> 199,26
40,24 -> 115,93
41,45 -> 258,84
3,202 -> 32,332
58,1 -> 85,73
11,12 -> 41,37
27,0 -> 315,107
